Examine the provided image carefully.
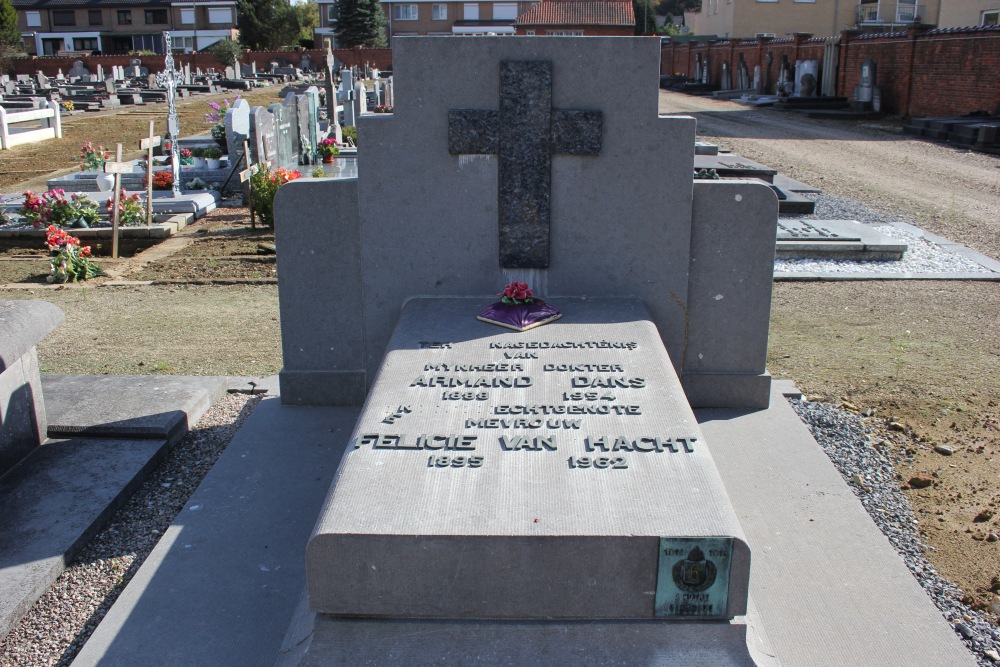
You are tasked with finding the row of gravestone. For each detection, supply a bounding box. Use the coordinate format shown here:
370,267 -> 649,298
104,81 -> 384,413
692,52 -> 822,97
226,88 -> 324,169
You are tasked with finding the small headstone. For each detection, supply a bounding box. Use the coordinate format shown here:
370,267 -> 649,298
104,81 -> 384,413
693,54 -> 702,82
56,69 -> 64,79
225,97 -> 252,159
225,66 -> 235,80
35,71 -> 49,88
67,60 -> 90,79
701,55 -> 710,85
148,74 -> 157,89
354,80 -> 367,116
183,63 -> 191,85
737,54 -> 749,90
753,65 -> 762,94
233,61 -> 241,80
795,60 -> 819,97
720,62 -> 731,91
763,52 -> 773,94
104,77 -> 115,94
96,64 -> 104,81
853,58 -> 877,105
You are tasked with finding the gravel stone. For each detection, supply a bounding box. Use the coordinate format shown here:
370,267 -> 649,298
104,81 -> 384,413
0,392 -> 261,667
791,397 -> 1000,667
775,194 -> 994,276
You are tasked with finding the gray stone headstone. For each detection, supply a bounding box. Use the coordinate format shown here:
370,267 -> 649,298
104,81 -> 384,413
148,74 -> 157,89
795,60 -> 819,97
96,64 -> 104,81
56,69 -> 64,80
720,62 -> 731,91
701,56 -> 710,85
273,37 -> 777,411
384,77 -> 393,107
306,297 -> 751,620
753,65 -> 762,94
250,105 -> 277,164
233,60 -> 241,80
225,66 -> 235,80
763,52 -> 773,94
694,54 -> 702,82
296,94 -> 316,163
35,71 -> 48,88
225,98 -> 251,159
354,80 -> 367,116
269,94 -> 299,170
183,63 -> 191,85
737,54 -> 749,90
854,58 -> 877,103
67,61 -> 89,79
104,77 -> 115,94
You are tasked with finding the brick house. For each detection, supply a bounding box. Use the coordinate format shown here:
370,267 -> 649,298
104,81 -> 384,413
13,0 -> 239,56
315,0 -> 538,46
513,0 -> 635,35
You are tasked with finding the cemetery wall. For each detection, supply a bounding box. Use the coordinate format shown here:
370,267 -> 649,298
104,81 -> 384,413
840,27 -> 1000,117
7,47 -> 393,78
661,26 -> 1000,118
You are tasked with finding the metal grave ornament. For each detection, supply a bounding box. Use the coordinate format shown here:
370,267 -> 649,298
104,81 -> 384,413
155,32 -> 184,197
655,537 -> 733,619
448,61 -> 602,269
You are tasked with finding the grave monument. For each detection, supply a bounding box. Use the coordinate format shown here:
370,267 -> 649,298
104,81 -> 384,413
275,35 -> 776,664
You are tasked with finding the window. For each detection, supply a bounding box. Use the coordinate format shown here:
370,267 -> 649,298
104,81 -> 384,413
89,9 -> 103,25
26,11 -> 41,26
525,29 -> 535,34
432,3 -> 447,19
545,29 -> 582,34
327,5 -> 338,20
145,9 -> 168,24
118,9 -> 132,24
73,37 -> 98,51
208,7 -> 232,23
393,4 -> 418,19
181,8 -> 195,24
52,10 -> 76,26
463,3 -> 479,19
983,10 -> 999,25
493,2 -> 517,19
172,35 -> 195,51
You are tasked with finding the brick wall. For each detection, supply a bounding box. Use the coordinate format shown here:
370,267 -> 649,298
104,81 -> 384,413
662,26 -> 1000,118
7,47 -> 393,78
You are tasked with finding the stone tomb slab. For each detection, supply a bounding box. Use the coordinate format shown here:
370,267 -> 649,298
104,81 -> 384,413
694,154 -> 777,182
307,297 -> 750,620
777,219 -> 906,260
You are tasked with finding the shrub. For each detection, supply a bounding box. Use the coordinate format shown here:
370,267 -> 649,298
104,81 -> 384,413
145,171 -> 174,191
249,166 -> 301,226
342,125 -> 357,146
205,147 -> 223,160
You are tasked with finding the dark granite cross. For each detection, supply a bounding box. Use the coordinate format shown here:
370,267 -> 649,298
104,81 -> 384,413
448,61 -> 602,269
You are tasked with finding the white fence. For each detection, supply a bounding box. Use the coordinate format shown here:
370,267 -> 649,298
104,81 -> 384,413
0,101 -> 62,150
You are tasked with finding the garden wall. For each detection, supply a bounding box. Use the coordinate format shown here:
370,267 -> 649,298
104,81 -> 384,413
661,26 -> 1000,118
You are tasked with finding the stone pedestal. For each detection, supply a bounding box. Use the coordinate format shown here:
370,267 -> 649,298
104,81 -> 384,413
0,301 -> 64,474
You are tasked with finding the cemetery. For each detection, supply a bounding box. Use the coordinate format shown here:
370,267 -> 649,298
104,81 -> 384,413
0,34 -> 998,666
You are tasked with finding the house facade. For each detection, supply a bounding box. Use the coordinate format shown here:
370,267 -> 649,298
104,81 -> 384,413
685,0 -> 943,39
938,0 -> 998,27
315,0 -> 538,46
513,0 -> 635,35
13,0 -> 238,56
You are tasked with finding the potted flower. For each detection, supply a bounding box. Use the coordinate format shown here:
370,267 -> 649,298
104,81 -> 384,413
105,189 -> 147,226
191,148 -> 207,168
79,141 -> 115,191
204,147 -> 223,169
145,170 -> 174,191
20,189 -> 100,229
205,96 -> 240,151
179,148 -> 194,167
318,137 -> 340,163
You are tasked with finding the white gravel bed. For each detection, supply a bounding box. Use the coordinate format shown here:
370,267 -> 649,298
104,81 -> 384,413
775,194 -> 994,275
791,398 -> 1000,667
0,392 -> 262,667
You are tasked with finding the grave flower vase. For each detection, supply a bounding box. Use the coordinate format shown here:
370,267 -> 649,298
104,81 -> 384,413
322,153 -> 335,164
95,172 -> 115,192
207,158 -> 221,170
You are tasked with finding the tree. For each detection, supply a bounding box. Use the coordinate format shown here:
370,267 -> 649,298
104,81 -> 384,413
237,0 -> 301,50
334,0 -> 386,49
0,0 -> 20,69
634,0 -> 658,35
209,38 -> 242,66
0,0 -> 19,47
655,0 -> 701,17
295,0 -> 319,42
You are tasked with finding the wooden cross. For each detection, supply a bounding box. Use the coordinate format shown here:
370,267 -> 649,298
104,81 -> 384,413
139,120 -> 160,227
448,61 -> 602,269
239,140 -> 269,231
103,144 -> 132,259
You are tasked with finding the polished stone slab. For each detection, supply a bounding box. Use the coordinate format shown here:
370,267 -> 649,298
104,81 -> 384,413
776,219 -> 907,260
307,297 -> 749,620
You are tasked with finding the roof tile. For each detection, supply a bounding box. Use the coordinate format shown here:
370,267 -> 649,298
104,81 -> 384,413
515,0 -> 635,27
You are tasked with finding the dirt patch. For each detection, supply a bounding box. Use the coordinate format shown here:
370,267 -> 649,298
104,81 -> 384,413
0,259 -> 51,284
125,256 -> 276,281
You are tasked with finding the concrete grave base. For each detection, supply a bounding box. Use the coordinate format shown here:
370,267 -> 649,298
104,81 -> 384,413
776,219 -> 907,260
56,380 -> 976,666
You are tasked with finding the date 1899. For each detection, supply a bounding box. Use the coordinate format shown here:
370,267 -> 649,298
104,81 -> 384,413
567,456 -> 628,469
427,455 -> 484,468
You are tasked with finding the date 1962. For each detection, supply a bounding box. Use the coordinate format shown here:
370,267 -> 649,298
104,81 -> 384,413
567,456 -> 628,469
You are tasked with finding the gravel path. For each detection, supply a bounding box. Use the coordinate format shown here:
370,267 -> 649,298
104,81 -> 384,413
774,193 -> 995,275
0,392 -> 261,667
791,398 -> 1000,667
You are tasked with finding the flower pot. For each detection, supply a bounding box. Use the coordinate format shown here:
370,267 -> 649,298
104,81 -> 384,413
322,154 -> 335,163
193,157 -> 207,168
207,158 -> 222,170
95,172 -> 115,192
